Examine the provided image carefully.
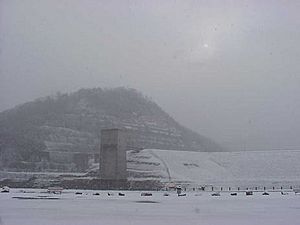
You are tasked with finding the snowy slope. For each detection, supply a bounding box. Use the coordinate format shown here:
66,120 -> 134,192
127,149 -> 300,187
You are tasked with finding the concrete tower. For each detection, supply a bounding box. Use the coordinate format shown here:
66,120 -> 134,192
99,129 -> 127,189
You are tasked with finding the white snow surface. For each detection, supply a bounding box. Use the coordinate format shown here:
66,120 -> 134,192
127,149 -> 300,187
0,188 -> 300,225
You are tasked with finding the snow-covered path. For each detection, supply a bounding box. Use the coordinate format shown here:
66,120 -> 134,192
0,189 -> 299,225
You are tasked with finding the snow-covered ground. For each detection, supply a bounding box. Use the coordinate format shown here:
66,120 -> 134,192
127,149 -> 300,187
0,188 -> 300,225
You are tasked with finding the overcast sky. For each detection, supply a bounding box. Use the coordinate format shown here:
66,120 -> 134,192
1,0 -> 300,151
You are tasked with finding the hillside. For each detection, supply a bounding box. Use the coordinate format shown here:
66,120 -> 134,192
127,149 -> 300,187
0,87 -> 222,171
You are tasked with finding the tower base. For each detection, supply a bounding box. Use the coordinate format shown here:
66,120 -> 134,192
98,179 -> 128,190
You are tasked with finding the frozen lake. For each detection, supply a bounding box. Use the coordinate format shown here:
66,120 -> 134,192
0,189 -> 300,225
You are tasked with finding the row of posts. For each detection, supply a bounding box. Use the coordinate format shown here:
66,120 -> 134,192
209,186 -> 294,192
163,186 -> 296,192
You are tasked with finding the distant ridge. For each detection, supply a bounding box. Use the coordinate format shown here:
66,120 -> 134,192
0,87 -> 222,170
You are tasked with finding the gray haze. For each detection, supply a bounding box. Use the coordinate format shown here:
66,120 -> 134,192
0,0 -> 300,151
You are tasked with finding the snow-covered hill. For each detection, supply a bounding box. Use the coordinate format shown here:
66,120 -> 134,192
0,87 -> 222,171
127,149 -> 300,187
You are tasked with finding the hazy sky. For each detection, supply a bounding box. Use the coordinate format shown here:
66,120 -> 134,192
1,0 -> 300,151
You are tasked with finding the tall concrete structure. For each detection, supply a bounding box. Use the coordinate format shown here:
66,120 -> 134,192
99,129 -> 128,189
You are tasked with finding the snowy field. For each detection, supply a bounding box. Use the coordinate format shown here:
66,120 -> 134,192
128,149 -> 300,187
0,189 -> 300,225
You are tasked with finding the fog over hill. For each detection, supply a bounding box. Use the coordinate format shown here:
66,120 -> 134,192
0,87 -> 222,171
